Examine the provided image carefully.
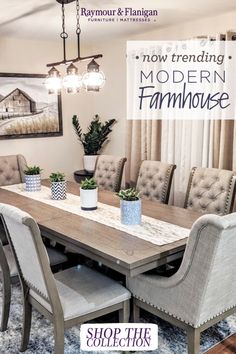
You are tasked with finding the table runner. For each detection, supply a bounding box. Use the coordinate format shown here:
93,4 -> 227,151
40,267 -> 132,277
1,184 -> 190,246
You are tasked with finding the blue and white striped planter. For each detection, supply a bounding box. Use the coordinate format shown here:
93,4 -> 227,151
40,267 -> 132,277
25,174 -> 41,192
51,181 -> 67,200
120,199 -> 142,225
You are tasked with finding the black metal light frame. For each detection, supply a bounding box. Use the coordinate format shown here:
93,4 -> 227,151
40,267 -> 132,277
47,0 -> 103,68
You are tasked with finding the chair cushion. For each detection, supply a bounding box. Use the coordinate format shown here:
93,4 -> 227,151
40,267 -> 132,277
30,266 -> 131,320
45,246 -> 68,267
1,245 -> 68,279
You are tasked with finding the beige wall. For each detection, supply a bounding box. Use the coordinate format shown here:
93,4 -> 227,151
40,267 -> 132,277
92,10 -> 236,158
1,10 -> 236,179
0,36 -> 94,180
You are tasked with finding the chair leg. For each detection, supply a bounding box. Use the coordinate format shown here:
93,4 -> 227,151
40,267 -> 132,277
133,300 -> 140,323
119,300 -> 130,323
1,275 -> 11,332
54,318 -> 65,354
20,297 -> 32,352
187,328 -> 200,354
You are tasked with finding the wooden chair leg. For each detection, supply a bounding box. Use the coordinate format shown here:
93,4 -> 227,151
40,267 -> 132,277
187,328 -> 200,354
119,300 -> 130,323
133,299 -> 140,322
20,297 -> 32,352
0,274 -> 11,332
0,240 -> 12,332
54,318 -> 65,354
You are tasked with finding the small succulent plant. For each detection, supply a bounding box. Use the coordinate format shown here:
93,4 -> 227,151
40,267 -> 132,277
24,166 -> 42,175
117,188 -> 141,201
80,177 -> 97,190
49,172 -> 66,183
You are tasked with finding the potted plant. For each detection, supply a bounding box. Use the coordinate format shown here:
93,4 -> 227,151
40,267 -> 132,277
24,166 -> 42,192
80,177 -> 98,210
72,114 -> 116,172
49,172 -> 66,200
117,188 -> 142,225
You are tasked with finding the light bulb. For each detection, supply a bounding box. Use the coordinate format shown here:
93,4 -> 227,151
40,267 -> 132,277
63,63 -> 82,94
82,59 -> 105,92
63,74 -> 82,94
45,67 -> 62,94
82,71 -> 105,92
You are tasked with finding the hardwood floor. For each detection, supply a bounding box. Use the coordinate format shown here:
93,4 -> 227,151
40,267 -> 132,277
207,334 -> 236,354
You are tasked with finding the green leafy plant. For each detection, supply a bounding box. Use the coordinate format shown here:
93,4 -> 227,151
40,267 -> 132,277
116,188 -> 141,201
72,114 -> 116,155
80,177 -> 97,190
49,172 -> 66,183
24,166 -> 42,175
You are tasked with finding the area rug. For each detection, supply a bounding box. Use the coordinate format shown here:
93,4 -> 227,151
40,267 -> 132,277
0,283 -> 235,354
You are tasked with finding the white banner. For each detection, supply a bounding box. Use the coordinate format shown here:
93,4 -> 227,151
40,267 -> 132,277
127,40 -> 236,120
80,323 -> 158,351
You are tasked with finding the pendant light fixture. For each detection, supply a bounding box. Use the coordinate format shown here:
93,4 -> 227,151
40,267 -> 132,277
63,63 -> 82,93
45,0 -> 105,94
45,67 -> 62,95
83,59 -> 105,92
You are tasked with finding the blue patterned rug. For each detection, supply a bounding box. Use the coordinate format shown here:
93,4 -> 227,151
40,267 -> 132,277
0,283 -> 235,354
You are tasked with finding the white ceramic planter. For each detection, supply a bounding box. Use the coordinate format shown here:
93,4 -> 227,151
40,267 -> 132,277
51,181 -> 67,200
80,187 -> 98,210
83,155 -> 98,172
25,174 -> 41,192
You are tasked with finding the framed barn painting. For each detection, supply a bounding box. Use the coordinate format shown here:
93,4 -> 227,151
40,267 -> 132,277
0,73 -> 63,139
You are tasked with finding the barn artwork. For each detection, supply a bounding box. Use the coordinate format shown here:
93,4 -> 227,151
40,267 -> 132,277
0,73 -> 62,139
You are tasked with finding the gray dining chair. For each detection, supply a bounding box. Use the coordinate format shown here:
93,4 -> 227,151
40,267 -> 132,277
184,166 -> 236,215
127,212 -> 236,354
0,203 -> 130,353
0,232 -> 68,332
167,166 -> 236,275
136,160 -> 176,204
94,155 -> 127,192
0,154 -> 69,331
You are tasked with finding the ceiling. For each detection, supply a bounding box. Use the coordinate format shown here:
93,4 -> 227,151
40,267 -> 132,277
0,0 -> 236,43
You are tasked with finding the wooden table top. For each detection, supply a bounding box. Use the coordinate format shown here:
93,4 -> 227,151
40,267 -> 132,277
0,180 -> 202,276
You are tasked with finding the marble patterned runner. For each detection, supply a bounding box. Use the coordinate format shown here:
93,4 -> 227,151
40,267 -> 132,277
1,184 -> 190,246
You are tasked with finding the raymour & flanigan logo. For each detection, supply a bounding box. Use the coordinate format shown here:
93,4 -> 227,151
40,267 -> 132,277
81,7 -> 158,22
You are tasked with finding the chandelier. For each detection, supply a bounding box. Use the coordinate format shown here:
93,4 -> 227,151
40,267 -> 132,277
45,0 -> 105,94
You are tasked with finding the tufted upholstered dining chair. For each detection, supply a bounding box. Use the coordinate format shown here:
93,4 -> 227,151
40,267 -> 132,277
127,212 -> 236,354
136,160 -> 176,204
0,155 -> 68,331
0,155 -> 27,245
0,203 -> 130,353
184,167 -> 236,215
0,239 -> 68,332
94,155 -> 127,192
0,154 -> 27,187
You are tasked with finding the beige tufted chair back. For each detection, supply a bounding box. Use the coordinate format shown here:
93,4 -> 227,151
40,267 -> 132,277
136,160 -> 176,204
185,167 -> 236,215
0,155 -> 27,187
94,155 -> 127,192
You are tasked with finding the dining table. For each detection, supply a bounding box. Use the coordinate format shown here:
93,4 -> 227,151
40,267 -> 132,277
0,180 -> 202,277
